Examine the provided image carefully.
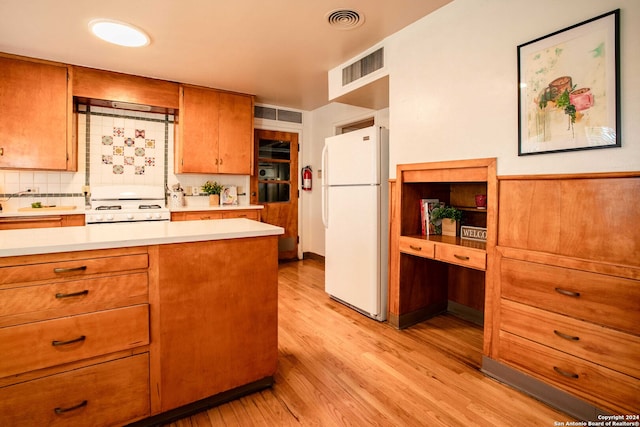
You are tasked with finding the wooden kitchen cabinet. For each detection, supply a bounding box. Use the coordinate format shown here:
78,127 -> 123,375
175,85 -> 253,174
170,208 -> 260,222
149,237 -> 278,413
0,246 -> 151,426
0,214 -> 85,230
483,172 -> 640,418
0,54 -> 75,171
388,158 -> 497,330
72,66 -> 179,111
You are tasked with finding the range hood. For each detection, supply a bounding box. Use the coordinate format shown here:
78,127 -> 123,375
74,97 -> 175,115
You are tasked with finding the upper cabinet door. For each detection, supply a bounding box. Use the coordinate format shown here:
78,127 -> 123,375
176,85 -> 253,174
218,92 -> 253,174
0,55 -> 73,171
177,85 -> 220,173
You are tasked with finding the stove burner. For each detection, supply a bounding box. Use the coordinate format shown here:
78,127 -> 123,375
96,205 -> 122,210
139,204 -> 162,209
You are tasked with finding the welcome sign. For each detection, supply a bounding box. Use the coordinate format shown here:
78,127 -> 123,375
461,226 -> 487,242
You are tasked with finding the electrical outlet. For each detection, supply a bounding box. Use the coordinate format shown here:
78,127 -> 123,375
24,187 -> 39,194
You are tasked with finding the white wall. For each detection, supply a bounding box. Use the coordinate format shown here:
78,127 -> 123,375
304,103 -> 388,257
387,0 -> 639,177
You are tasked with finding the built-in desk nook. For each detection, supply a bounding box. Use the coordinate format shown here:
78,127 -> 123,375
388,158 -> 497,330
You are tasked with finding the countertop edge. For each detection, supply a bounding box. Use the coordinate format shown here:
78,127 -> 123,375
0,219 -> 284,257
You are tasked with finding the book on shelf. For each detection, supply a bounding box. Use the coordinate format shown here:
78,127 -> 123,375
420,199 -> 441,235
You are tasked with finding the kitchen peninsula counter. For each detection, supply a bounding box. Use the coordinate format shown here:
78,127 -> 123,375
0,218 -> 282,257
0,218 -> 283,426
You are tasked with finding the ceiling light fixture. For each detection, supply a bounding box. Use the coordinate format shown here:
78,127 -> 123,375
89,19 -> 150,47
326,9 -> 365,30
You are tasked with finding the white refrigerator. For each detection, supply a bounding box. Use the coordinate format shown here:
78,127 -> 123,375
321,126 -> 389,321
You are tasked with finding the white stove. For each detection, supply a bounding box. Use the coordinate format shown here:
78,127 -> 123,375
86,185 -> 170,224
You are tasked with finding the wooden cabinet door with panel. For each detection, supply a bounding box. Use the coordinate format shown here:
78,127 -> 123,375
176,85 -> 253,174
176,85 -> 220,173
0,55 -> 74,171
218,91 -> 253,174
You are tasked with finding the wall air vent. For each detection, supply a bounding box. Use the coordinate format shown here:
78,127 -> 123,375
254,106 -> 302,124
342,47 -> 384,86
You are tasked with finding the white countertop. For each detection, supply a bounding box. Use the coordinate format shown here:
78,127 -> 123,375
0,207 -> 85,218
0,204 -> 265,218
0,219 -> 284,257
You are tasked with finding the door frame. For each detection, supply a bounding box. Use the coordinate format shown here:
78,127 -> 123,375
251,128 -> 300,260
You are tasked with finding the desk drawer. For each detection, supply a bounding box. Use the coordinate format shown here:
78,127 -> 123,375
0,272 -> 148,327
0,353 -> 149,427
435,244 -> 486,270
501,258 -> 639,334
0,304 -> 149,378
399,236 -> 435,259
0,253 -> 149,285
500,299 -> 640,378
499,331 -> 639,414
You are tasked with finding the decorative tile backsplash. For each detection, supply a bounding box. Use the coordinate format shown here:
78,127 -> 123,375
87,106 -> 172,187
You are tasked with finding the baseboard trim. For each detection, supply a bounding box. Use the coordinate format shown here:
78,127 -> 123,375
447,300 -> 484,326
481,357 -> 609,421
126,376 -> 274,427
390,302 -> 448,329
302,252 -> 325,262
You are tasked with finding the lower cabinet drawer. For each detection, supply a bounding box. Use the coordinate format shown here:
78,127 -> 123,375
500,299 -> 640,378
222,210 -> 259,220
399,236 -> 435,259
435,244 -> 486,270
499,331 -> 639,414
0,353 -> 150,427
0,272 -> 148,327
0,304 -> 149,378
0,253 -> 149,285
500,257 -> 639,335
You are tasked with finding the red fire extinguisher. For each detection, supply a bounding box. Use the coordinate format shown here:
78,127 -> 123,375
301,166 -> 312,191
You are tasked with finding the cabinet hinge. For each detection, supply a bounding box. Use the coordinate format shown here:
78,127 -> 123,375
297,236 -> 300,244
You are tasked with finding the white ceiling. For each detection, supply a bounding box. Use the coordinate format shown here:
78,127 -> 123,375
0,0 -> 450,111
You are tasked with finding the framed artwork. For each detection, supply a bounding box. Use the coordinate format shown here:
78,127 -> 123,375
518,9 -> 620,156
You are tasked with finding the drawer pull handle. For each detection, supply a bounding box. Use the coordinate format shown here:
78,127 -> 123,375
52,335 -> 86,346
553,366 -> 579,379
55,290 -> 89,299
554,287 -> 580,298
454,254 -> 470,261
409,245 -> 422,251
553,330 -> 580,341
54,400 -> 88,414
53,266 -> 87,274
200,216 -> 211,220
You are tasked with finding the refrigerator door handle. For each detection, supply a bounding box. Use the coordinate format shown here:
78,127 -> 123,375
321,143 -> 328,228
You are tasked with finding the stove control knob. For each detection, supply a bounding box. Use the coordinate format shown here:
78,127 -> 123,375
146,213 -> 152,219
127,213 -> 134,220
106,214 -> 114,221
95,215 -> 103,222
154,213 -> 161,219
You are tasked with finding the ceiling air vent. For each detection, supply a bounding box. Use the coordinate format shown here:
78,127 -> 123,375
342,47 -> 384,86
326,9 -> 364,30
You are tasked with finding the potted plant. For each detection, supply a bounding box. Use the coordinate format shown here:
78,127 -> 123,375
430,206 -> 462,236
201,181 -> 223,206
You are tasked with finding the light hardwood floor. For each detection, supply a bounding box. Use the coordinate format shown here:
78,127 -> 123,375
166,258 -> 570,426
